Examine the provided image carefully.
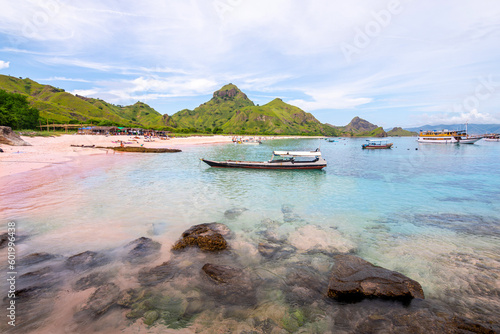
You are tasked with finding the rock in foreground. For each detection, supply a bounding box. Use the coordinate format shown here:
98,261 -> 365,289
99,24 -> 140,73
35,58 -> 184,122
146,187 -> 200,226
0,126 -> 31,146
328,254 -> 424,302
172,223 -> 229,252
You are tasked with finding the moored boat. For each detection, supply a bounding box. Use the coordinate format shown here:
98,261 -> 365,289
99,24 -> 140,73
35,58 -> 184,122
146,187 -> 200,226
418,123 -> 482,144
484,133 -> 500,142
361,139 -> 393,149
201,150 -> 326,170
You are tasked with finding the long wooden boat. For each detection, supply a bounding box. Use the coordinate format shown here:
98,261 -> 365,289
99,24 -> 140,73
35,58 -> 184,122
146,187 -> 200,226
484,134 -> 500,142
362,140 -> 393,149
201,150 -> 327,170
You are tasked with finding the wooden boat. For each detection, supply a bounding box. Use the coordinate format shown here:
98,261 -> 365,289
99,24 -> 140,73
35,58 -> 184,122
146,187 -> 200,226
361,140 -> 393,149
201,150 -> 326,170
418,123 -> 482,144
483,134 -> 500,142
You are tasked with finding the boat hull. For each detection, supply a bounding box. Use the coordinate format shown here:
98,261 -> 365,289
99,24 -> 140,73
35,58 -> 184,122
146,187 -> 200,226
201,159 -> 326,170
362,144 -> 393,149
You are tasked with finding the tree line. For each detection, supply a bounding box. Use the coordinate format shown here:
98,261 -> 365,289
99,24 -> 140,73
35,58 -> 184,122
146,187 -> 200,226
0,89 -> 39,129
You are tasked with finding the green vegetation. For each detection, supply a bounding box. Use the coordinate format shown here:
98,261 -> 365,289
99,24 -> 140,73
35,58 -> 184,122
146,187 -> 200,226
387,127 -> 417,136
335,117 -> 388,137
0,75 -> 165,129
166,85 -> 339,136
0,89 -> 39,129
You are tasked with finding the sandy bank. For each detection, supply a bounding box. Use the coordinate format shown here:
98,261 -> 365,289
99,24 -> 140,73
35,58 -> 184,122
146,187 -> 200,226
0,134 -> 322,178
0,134 -> 234,178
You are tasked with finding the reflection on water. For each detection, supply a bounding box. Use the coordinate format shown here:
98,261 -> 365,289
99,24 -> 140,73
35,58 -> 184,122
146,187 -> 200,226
0,138 -> 499,333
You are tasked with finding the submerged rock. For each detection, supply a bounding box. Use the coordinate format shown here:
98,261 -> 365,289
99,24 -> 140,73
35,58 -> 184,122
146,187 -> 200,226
258,242 -> 296,260
200,263 -> 257,306
19,252 -> 58,266
73,272 -> 110,291
147,222 -> 168,236
79,282 -> 121,317
327,254 -> 424,302
65,251 -> 110,271
124,237 -> 161,263
138,261 -> 177,286
172,223 -> 229,252
224,207 -> 248,219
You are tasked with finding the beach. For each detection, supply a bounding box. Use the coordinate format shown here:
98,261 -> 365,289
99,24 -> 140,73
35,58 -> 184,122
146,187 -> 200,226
0,137 -> 499,333
0,134 -> 237,178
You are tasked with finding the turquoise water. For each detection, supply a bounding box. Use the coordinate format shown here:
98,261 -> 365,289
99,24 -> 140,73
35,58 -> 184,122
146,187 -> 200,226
1,137 -> 499,333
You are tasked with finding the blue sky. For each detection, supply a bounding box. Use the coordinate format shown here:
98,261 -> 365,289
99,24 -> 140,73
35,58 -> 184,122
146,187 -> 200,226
0,0 -> 499,128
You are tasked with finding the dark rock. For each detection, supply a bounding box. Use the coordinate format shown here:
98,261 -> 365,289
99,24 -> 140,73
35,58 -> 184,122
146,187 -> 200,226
138,261 -> 177,286
19,252 -> 57,266
200,263 -> 257,306
73,272 -> 110,291
172,223 -> 229,252
327,254 -> 424,302
0,126 -> 31,146
80,283 -> 121,317
124,237 -> 161,263
281,204 -> 294,214
449,316 -> 497,334
65,251 -> 110,271
258,242 -> 296,260
0,232 -> 28,249
224,207 -> 248,219
284,265 -> 328,305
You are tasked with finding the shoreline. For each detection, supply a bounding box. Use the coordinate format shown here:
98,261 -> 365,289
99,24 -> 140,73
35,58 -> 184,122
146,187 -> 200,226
0,134 -> 324,178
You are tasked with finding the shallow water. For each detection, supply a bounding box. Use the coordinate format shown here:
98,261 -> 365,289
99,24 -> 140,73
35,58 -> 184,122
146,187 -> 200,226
1,137 -> 499,333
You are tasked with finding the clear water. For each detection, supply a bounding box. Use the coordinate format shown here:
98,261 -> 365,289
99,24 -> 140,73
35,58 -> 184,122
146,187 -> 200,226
1,137 -> 499,333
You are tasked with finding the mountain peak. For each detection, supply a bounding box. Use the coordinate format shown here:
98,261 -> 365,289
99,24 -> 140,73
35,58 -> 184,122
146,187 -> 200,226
212,83 -> 250,101
345,116 -> 377,132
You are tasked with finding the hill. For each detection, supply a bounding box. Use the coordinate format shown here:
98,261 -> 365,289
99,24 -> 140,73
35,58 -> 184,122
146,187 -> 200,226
165,84 -> 338,135
335,117 -> 387,137
0,75 -> 165,128
386,127 -> 417,136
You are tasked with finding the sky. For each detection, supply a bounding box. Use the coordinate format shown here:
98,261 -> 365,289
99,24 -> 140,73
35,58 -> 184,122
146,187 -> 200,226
0,0 -> 499,128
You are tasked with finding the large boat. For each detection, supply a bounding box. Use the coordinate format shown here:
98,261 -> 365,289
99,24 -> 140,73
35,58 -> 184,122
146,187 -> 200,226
201,150 -> 326,170
484,133 -> 500,142
361,139 -> 393,149
418,123 -> 482,144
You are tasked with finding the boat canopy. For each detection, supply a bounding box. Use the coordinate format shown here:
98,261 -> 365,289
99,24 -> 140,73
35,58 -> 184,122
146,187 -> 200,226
366,139 -> 389,142
273,150 -> 321,157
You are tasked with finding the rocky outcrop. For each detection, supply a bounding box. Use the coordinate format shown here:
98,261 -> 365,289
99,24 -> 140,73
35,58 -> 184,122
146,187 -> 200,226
138,261 -> 177,286
73,272 -> 110,291
171,223 -> 230,252
223,207 -> 248,219
19,252 -> 58,266
0,126 -> 31,146
200,263 -> 257,306
124,237 -> 161,263
65,251 -> 110,271
328,254 -> 424,302
79,283 -> 121,317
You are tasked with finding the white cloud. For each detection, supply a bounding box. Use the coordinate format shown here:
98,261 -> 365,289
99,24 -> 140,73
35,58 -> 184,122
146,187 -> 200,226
417,109 -> 500,125
288,88 -> 372,110
0,60 -> 10,69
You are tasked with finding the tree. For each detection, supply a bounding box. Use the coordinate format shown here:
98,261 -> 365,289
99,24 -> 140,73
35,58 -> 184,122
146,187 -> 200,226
0,89 -> 39,129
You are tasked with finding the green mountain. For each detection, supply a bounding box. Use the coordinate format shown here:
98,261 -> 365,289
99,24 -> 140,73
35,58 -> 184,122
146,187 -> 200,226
386,127 -> 417,136
0,75 -> 165,127
166,84 -> 338,135
335,117 -> 387,137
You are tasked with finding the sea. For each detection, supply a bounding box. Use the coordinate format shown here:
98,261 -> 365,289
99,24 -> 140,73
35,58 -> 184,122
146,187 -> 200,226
1,137 -> 499,333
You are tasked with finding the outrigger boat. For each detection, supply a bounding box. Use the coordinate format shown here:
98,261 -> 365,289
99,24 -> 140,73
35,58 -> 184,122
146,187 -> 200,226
361,139 -> 393,149
201,150 -> 326,170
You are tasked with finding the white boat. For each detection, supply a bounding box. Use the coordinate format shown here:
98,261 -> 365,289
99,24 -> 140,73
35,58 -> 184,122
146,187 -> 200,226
417,123 -> 482,144
484,134 -> 500,142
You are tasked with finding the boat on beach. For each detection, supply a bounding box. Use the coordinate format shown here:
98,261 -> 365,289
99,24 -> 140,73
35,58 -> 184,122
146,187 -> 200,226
201,150 -> 327,170
361,139 -> 393,149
